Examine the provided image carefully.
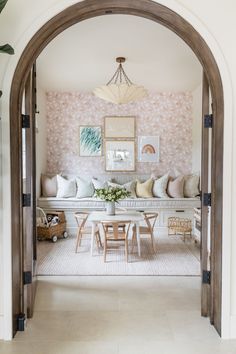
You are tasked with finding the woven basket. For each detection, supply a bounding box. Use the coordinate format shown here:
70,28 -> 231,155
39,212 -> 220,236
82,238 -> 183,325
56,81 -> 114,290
168,217 -> 192,235
37,208 -> 66,240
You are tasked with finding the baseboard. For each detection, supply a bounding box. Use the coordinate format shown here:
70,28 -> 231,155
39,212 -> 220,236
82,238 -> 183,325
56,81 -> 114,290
230,315 -> 236,338
0,315 -> 4,340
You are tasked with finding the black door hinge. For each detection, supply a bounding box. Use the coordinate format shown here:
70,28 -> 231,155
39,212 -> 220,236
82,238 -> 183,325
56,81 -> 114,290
22,193 -> 31,207
204,114 -> 213,128
23,271 -> 32,285
202,270 -> 211,284
17,313 -> 25,331
22,114 -> 30,128
203,193 -> 211,206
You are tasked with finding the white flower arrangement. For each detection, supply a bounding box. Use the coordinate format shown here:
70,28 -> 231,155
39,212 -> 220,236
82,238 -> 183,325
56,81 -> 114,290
94,187 -> 130,202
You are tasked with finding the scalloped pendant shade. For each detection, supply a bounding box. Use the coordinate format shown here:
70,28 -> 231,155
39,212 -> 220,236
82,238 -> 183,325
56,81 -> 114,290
93,57 -> 147,105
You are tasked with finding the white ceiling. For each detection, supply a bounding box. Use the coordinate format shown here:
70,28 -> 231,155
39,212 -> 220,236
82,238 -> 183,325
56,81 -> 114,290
37,15 -> 202,92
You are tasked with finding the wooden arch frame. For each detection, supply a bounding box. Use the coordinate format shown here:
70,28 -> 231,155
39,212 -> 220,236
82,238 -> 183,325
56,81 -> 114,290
10,0 -> 223,335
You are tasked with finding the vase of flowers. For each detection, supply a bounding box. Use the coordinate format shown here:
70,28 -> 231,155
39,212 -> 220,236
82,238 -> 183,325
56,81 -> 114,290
105,201 -> 116,216
94,187 -> 130,215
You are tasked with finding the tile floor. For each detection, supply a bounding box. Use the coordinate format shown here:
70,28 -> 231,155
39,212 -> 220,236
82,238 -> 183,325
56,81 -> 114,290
1,276 -> 236,354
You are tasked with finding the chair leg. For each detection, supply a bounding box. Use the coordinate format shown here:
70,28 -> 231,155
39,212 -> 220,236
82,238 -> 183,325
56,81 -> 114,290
75,231 -> 82,253
96,230 -> 103,248
95,233 -> 99,249
104,239 -> 107,262
150,231 -> 155,252
125,237 -> 128,262
131,229 -> 136,253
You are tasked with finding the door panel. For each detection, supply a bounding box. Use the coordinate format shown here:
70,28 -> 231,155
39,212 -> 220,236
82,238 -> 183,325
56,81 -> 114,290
210,97 -> 222,334
23,65 -> 37,319
201,72 -> 211,317
12,65 -> 37,334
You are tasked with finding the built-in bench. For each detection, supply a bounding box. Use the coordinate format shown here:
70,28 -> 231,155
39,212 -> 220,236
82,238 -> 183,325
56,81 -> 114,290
37,196 -> 201,236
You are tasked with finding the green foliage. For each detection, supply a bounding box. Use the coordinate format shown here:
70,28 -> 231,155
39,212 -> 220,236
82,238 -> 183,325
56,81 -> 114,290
0,0 -> 8,13
0,0 -> 14,97
94,187 -> 130,202
0,0 -> 14,55
0,44 -> 14,54
80,127 -> 101,154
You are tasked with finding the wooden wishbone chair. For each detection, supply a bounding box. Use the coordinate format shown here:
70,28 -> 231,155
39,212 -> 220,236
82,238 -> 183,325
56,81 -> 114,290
104,207 -> 128,233
132,212 -> 158,252
101,220 -> 131,262
74,212 -> 102,253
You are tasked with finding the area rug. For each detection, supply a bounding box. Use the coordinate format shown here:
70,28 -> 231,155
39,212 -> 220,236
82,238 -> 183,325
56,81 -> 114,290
36,233 -> 200,276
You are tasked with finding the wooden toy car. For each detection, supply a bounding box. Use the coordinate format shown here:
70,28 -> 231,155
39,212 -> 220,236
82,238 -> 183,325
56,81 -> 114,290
37,208 -> 68,243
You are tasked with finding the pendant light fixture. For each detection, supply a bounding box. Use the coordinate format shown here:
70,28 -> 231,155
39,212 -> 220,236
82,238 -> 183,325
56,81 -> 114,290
93,57 -> 147,104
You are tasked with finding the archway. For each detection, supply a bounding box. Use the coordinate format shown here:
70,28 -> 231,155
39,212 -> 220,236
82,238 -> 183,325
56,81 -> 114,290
10,0 -> 223,336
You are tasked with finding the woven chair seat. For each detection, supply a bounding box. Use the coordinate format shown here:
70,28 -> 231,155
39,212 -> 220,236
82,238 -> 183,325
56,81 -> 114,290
133,225 -> 150,234
81,226 -> 99,234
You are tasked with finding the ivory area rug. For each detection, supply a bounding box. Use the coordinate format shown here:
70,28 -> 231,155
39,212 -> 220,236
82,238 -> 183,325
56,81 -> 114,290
36,234 -> 200,276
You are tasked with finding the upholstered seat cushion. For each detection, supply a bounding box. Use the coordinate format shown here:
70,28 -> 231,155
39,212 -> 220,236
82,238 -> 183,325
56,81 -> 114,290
38,196 -> 200,210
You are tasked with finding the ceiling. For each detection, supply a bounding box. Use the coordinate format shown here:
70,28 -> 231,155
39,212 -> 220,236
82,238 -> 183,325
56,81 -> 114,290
37,15 -> 202,92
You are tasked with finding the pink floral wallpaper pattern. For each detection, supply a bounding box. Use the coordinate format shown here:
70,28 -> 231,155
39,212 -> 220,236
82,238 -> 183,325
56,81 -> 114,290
46,91 -> 193,176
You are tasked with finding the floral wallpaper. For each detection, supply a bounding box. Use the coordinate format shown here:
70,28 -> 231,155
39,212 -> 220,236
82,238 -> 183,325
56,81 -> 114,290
46,91 -> 193,176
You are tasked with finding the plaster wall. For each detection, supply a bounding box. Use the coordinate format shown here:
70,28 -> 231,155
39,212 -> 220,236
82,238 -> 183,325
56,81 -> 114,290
45,91 -> 193,176
0,0 -> 234,339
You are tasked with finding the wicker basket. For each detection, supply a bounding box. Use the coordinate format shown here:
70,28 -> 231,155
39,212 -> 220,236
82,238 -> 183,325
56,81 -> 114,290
168,217 -> 192,241
37,208 -> 67,242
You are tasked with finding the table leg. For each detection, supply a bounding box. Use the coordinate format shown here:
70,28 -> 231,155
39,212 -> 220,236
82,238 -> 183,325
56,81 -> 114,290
135,221 -> 141,257
91,221 -> 96,256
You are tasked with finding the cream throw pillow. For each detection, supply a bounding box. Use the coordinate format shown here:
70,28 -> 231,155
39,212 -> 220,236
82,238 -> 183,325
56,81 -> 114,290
76,177 -> 94,198
108,181 -> 136,198
56,175 -> 76,198
152,173 -> 169,198
92,177 -> 108,190
41,174 -> 57,197
167,175 -> 185,198
136,178 -> 153,198
184,174 -> 200,197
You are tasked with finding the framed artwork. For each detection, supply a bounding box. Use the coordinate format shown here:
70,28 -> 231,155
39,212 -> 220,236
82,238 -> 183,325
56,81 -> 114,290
105,140 -> 135,171
138,136 -> 160,162
79,126 -> 102,156
104,116 -> 135,139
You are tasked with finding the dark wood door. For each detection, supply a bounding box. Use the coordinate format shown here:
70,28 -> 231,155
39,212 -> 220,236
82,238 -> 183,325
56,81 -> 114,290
201,72 -> 212,319
12,64 -> 37,335
23,64 -> 37,319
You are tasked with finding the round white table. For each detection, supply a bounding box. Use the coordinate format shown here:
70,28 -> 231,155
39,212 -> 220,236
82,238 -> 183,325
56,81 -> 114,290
87,210 -> 144,256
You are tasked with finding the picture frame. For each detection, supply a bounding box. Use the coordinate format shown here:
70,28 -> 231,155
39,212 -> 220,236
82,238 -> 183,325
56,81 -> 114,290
79,125 -> 102,157
105,140 -> 136,171
104,116 -> 135,139
138,136 -> 160,162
